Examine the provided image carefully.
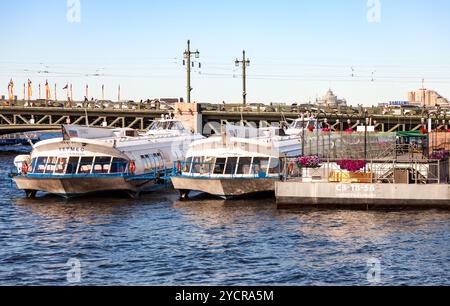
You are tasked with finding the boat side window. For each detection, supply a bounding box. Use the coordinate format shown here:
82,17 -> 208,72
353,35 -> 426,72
55,158 -> 68,174
125,130 -> 138,137
156,153 -> 165,169
78,157 -> 94,174
202,157 -> 215,174
34,157 -> 48,174
252,157 -> 270,174
268,158 -> 281,174
45,157 -> 58,174
148,154 -> 155,170
191,157 -> 204,174
174,122 -> 184,131
225,157 -> 238,175
236,157 -> 252,175
141,155 -> 150,171
184,157 -> 193,173
146,154 -> 154,171
30,158 -> 37,173
94,157 -> 112,174
152,153 -> 161,169
66,157 -> 80,174
213,158 -> 226,175
111,158 -> 127,174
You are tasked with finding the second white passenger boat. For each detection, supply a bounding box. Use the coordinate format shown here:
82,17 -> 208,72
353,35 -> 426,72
12,119 -> 203,198
171,125 -> 302,199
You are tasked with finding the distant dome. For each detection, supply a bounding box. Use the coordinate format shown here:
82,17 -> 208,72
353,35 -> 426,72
326,89 -> 335,97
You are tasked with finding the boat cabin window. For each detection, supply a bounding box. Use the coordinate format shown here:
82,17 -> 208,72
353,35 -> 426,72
184,157 -> 193,173
78,157 -> 94,174
191,157 -> 204,174
236,157 -> 252,175
290,120 -> 321,130
291,121 -> 305,129
149,121 -> 185,131
30,158 -> 37,173
125,130 -> 139,137
141,155 -> 151,171
94,157 -> 112,174
213,158 -> 226,175
153,153 -> 164,170
252,157 -> 270,174
66,157 -> 80,174
45,157 -> 58,174
225,157 -> 238,175
111,158 -> 128,174
55,158 -> 68,174
268,158 -> 280,174
202,157 -> 215,174
34,157 -> 47,174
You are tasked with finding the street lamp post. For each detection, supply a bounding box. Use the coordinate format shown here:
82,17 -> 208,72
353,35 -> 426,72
235,50 -> 251,105
183,40 -> 200,104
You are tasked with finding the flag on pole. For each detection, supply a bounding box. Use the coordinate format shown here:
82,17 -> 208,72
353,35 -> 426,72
8,79 -> 14,100
45,80 -> 51,100
27,79 -> 33,100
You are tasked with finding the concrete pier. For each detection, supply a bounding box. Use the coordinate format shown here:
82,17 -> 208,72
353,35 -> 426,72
276,182 -> 450,210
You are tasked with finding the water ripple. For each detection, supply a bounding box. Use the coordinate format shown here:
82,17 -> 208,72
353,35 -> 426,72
0,149 -> 449,285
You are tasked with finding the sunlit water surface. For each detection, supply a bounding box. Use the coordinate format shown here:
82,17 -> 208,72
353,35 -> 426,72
0,134 -> 449,285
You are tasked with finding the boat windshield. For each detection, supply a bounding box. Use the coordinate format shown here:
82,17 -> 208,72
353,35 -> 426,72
29,156 -> 129,176
149,121 -> 185,131
184,156 -> 276,176
290,121 -> 306,129
290,120 -> 321,130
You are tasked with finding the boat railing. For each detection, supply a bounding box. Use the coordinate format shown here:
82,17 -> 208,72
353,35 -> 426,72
284,157 -> 448,185
173,161 -> 282,179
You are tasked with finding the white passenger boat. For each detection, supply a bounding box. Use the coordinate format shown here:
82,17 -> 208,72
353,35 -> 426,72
284,117 -> 322,136
12,119 -> 203,198
171,125 -> 302,200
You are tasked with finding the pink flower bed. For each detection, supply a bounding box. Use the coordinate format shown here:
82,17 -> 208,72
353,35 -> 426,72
296,156 -> 321,169
337,160 -> 366,172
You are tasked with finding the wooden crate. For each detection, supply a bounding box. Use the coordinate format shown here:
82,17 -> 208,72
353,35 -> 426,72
329,171 -> 373,183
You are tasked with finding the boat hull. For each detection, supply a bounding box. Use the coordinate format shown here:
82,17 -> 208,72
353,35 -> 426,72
171,176 -> 277,199
13,176 -> 157,198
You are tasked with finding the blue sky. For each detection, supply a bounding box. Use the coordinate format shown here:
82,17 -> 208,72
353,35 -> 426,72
1,0 -> 449,105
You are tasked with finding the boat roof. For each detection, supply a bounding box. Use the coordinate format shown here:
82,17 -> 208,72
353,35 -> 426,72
187,132 -> 302,158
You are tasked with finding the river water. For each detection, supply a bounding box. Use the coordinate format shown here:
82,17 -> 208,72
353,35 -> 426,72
0,134 -> 449,286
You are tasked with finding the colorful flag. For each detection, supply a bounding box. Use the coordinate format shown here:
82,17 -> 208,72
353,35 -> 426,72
27,79 -> 33,100
45,80 -> 51,100
8,79 -> 14,100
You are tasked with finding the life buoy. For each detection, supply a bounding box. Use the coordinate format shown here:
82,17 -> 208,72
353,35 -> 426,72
129,160 -> 136,174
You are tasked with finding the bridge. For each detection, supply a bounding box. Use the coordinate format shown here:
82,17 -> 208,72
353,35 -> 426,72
0,106 -> 167,135
1,101 -> 449,136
